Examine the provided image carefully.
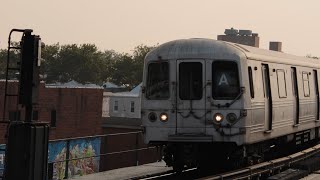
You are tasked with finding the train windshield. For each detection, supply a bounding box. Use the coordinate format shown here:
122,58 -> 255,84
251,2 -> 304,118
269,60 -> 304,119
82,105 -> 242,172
146,62 -> 169,99
212,61 -> 240,99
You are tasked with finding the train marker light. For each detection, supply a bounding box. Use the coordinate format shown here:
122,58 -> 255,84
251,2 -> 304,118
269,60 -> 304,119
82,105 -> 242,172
160,113 -> 168,122
148,112 -> 157,122
214,113 -> 223,123
226,113 -> 237,124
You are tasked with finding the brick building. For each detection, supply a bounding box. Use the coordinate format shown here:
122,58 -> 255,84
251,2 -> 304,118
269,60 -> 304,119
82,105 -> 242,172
0,80 -> 106,178
217,28 -> 260,47
0,80 -> 104,143
0,80 -> 160,178
217,28 -> 283,52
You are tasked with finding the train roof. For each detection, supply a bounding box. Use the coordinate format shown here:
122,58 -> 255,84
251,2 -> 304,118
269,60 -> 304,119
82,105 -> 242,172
145,38 -> 319,68
234,43 -> 319,67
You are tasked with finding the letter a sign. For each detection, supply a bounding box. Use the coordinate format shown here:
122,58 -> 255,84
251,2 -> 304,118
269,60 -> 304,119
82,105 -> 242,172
218,73 -> 229,85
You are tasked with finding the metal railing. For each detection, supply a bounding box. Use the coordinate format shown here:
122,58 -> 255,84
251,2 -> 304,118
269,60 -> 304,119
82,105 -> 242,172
47,131 -> 161,180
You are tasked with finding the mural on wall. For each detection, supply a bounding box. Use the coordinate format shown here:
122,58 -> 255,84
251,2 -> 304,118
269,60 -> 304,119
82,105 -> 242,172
0,144 -> 5,175
0,138 -> 100,180
48,137 -> 100,179
68,137 -> 100,176
48,141 -> 67,180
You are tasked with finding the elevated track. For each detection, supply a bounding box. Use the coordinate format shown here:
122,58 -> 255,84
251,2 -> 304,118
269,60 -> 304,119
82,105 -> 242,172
132,144 -> 320,180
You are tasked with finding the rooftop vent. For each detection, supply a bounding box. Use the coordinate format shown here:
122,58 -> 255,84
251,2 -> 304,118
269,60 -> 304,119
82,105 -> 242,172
225,28 -> 254,36
239,30 -> 252,36
225,28 -> 238,35
218,28 -> 259,47
269,42 -> 282,52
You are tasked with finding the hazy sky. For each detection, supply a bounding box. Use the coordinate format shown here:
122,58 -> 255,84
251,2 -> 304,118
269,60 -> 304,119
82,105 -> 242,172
1,0 -> 320,57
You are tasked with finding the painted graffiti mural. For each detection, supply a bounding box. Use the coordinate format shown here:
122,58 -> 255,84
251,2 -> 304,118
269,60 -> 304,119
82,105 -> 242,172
48,137 -> 101,180
68,137 -> 100,177
48,141 -> 67,180
0,137 -> 100,180
0,144 -> 5,176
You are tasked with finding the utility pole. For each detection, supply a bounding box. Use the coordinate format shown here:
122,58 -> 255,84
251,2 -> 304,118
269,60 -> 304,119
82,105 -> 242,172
3,29 -> 49,180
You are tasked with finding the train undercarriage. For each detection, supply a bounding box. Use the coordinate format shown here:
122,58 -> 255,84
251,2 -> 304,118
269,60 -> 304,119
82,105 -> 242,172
159,128 -> 319,173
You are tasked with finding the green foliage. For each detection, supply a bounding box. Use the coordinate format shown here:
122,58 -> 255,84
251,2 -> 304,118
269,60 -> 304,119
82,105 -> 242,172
0,43 -> 156,88
0,47 -> 21,79
111,44 -> 156,88
0,49 -> 7,79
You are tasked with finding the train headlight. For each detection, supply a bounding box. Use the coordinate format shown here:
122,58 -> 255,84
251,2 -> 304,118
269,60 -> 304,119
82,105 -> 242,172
214,113 -> 223,123
148,112 -> 157,122
226,113 -> 237,124
160,113 -> 168,122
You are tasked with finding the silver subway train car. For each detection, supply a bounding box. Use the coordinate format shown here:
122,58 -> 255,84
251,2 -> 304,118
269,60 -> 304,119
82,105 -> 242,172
141,39 -> 320,171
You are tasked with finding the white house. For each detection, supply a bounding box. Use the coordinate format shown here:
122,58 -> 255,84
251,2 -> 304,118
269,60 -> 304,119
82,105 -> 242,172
102,84 -> 141,119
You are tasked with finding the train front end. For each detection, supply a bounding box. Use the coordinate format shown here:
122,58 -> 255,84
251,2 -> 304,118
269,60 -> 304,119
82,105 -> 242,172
141,39 -> 248,170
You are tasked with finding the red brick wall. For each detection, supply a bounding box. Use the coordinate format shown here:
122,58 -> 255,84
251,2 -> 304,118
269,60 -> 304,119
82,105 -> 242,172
0,81 -> 160,172
99,127 -> 161,171
0,81 -> 104,143
217,34 -> 260,47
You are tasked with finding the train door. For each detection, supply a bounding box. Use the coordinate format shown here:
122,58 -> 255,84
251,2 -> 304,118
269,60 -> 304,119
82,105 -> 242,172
262,64 -> 273,131
291,67 -> 299,125
176,60 -> 206,134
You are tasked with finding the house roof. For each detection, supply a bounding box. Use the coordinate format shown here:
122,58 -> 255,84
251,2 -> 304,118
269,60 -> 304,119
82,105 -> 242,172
46,80 -> 103,89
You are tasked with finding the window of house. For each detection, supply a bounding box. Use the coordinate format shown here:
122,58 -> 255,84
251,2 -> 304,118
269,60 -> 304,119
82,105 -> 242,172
303,72 -> 310,97
114,101 -> 118,111
9,111 -> 20,121
32,110 -> 38,121
130,101 -> 135,112
276,69 -> 287,98
51,110 -> 56,127
248,66 -> 254,98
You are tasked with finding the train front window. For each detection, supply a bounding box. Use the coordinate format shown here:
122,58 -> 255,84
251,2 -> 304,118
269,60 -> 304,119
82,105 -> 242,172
212,61 -> 240,100
179,62 -> 203,100
146,62 -> 169,99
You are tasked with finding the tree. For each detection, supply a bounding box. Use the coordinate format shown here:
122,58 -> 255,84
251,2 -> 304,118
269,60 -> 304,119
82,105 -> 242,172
110,44 -> 156,89
1,43 -> 156,88
111,53 -> 136,88
42,44 -> 107,84
100,50 -> 121,83
131,44 -> 156,86
0,49 -> 7,79
0,45 -> 22,80
41,43 -> 60,83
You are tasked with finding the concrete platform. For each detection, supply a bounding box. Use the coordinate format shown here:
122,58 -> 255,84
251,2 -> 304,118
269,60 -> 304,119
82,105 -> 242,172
70,161 -> 172,180
300,170 -> 320,180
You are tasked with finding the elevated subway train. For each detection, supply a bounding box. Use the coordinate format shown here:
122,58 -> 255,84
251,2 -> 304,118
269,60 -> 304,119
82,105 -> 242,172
141,38 -> 320,171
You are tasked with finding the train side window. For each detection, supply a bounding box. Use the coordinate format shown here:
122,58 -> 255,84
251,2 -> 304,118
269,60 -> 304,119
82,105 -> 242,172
303,72 -> 310,97
261,66 -> 265,98
179,62 -> 203,100
130,101 -> 135,112
313,70 -> 319,120
276,69 -> 287,98
248,66 -> 254,98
